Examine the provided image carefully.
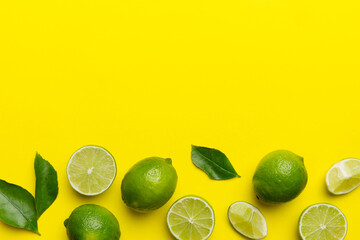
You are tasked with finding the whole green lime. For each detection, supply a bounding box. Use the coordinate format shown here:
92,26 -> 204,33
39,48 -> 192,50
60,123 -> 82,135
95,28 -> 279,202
121,157 -> 178,212
252,150 -> 307,204
64,204 -> 120,240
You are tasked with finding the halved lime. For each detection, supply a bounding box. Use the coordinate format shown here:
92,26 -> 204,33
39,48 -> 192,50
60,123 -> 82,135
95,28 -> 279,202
67,145 -> 116,196
228,201 -> 267,239
326,158 -> 360,195
167,195 -> 215,240
299,203 -> 347,240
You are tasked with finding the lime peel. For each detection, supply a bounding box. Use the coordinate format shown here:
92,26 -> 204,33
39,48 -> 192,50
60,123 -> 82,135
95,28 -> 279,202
252,149 -> 308,203
64,204 -> 120,240
121,157 -> 177,212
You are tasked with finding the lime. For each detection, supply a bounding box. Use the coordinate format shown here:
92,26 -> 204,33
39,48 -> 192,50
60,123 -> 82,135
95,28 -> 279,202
167,195 -> 215,240
326,158 -> 360,195
252,150 -> 308,203
121,157 -> 177,212
64,204 -> 120,240
228,202 -> 267,239
67,145 -> 116,196
299,203 -> 347,240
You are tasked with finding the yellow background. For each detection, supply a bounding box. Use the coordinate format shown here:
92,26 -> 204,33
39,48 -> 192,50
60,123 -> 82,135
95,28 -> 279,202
0,0 -> 359,239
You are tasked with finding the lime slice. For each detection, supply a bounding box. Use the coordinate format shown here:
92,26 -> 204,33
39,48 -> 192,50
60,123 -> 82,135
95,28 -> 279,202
299,203 -> 347,240
67,145 -> 116,196
326,158 -> 360,195
228,202 -> 267,239
167,195 -> 215,240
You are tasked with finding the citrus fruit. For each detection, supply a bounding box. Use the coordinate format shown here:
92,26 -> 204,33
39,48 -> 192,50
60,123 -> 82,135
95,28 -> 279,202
228,202 -> 267,239
67,145 -> 116,196
167,195 -> 215,240
326,158 -> 360,195
252,149 -> 308,203
299,203 -> 347,240
64,204 -> 120,240
121,157 -> 177,212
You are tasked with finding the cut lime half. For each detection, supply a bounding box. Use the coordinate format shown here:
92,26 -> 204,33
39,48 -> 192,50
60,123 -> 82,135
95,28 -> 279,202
299,203 -> 347,240
326,158 -> 360,195
228,201 -> 267,239
167,195 -> 215,240
67,145 -> 116,196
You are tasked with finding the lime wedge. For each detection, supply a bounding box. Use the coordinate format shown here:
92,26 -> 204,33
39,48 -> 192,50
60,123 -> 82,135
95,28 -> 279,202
167,196 -> 215,240
228,202 -> 267,239
299,203 -> 347,240
326,158 -> 360,195
67,145 -> 116,196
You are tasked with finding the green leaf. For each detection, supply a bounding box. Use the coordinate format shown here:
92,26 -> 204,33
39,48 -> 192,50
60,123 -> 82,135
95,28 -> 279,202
0,180 -> 39,234
35,153 -> 58,219
191,145 -> 240,180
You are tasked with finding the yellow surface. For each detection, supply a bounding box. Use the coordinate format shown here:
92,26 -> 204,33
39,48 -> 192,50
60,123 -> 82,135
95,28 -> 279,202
0,0 -> 359,239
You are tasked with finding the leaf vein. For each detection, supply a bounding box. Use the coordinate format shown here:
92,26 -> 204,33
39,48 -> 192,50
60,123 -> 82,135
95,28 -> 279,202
0,190 -> 37,230
193,148 -> 238,177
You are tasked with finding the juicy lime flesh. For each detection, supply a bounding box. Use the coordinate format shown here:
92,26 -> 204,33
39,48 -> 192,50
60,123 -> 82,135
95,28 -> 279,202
228,202 -> 267,239
327,159 -> 360,194
167,196 -> 214,240
253,150 -> 308,203
121,157 -> 177,212
67,146 -> 116,195
299,204 -> 347,240
65,204 -> 120,240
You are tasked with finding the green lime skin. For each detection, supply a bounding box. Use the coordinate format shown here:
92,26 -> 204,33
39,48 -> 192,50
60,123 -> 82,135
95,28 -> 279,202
121,157 -> 178,213
64,204 -> 120,240
252,150 -> 308,204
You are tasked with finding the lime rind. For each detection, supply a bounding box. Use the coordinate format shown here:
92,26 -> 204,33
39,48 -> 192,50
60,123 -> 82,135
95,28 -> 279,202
67,145 -> 117,196
121,157 -> 178,212
167,195 -> 215,240
326,158 -> 360,195
228,201 -> 267,239
252,149 -> 308,203
65,204 -> 121,239
298,203 -> 347,240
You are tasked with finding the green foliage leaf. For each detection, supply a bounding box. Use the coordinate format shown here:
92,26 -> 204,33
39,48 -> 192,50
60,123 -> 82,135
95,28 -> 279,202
191,145 -> 240,180
35,153 -> 58,219
0,180 -> 39,234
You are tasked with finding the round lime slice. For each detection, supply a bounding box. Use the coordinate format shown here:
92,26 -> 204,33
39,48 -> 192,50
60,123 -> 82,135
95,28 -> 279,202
167,195 -> 215,240
299,203 -> 347,240
326,158 -> 360,195
228,201 -> 267,239
67,145 -> 116,196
